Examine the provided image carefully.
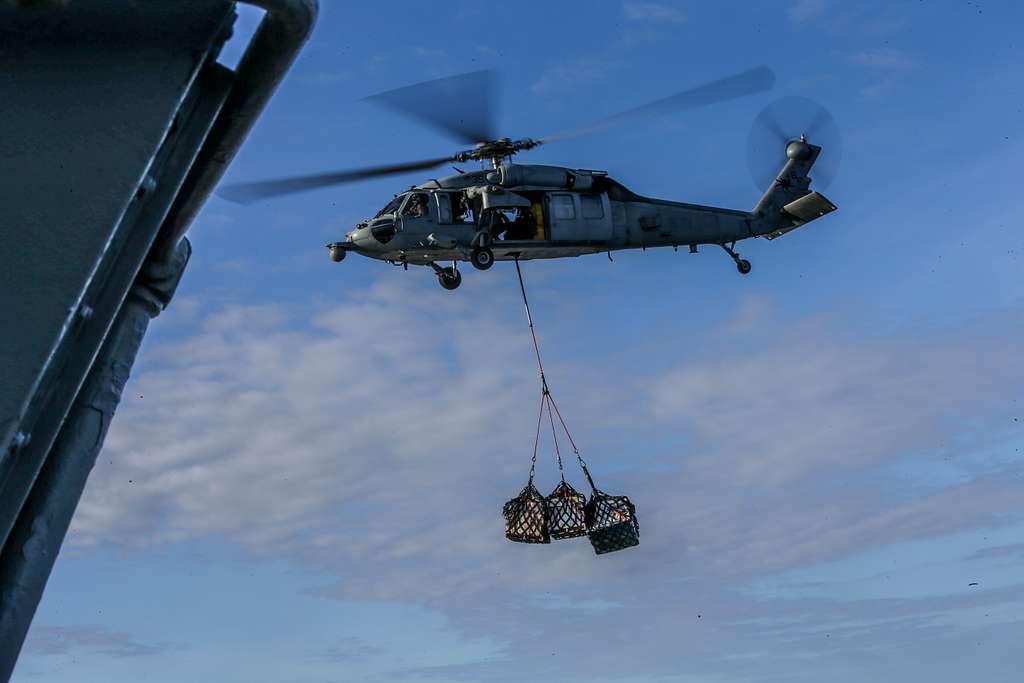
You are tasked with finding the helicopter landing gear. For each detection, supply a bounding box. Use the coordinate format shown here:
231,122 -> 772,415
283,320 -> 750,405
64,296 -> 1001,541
721,242 -> 752,275
470,229 -> 494,270
431,262 -> 462,290
471,229 -> 493,249
470,246 -> 494,270
438,269 -> 462,289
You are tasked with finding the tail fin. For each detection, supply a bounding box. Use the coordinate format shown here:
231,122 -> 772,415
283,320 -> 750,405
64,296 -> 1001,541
752,139 -> 837,240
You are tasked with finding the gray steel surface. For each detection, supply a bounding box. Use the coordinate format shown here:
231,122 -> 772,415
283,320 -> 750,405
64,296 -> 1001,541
0,1 -> 317,679
0,0 -> 234,466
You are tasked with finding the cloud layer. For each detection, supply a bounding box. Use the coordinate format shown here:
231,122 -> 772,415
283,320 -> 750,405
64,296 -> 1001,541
66,281 -> 1024,680
23,624 -> 170,659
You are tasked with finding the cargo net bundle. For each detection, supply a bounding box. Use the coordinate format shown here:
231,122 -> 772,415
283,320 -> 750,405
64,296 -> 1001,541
502,259 -> 639,555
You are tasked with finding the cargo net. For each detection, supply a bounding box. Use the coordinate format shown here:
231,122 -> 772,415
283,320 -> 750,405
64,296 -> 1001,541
546,480 -> 587,540
501,258 -> 639,554
503,482 -> 550,544
585,492 -> 640,554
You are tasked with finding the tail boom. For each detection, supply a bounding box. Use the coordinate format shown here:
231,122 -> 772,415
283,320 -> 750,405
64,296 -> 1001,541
752,139 -> 837,239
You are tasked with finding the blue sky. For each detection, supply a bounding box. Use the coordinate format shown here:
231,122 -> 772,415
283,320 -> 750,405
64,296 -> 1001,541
14,1 -> 1024,681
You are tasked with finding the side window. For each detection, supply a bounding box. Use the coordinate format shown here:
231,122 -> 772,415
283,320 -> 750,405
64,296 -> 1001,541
435,193 -> 452,224
551,193 -> 575,220
580,194 -> 604,219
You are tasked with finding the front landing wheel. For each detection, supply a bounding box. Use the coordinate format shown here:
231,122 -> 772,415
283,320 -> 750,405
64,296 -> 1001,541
437,267 -> 462,290
470,247 -> 494,271
737,259 -> 752,275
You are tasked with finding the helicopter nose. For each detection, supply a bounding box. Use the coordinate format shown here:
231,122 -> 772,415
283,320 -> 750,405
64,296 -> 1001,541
347,225 -> 369,247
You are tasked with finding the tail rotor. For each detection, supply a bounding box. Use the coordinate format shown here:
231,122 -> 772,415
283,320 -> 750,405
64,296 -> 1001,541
746,96 -> 841,191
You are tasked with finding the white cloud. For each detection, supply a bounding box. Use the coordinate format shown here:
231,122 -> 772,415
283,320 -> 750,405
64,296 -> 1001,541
846,49 -> 915,101
623,2 -> 686,24
648,315 -> 1013,485
848,48 -> 916,70
297,70 -> 355,86
62,282 -> 1024,680
860,77 -> 896,101
23,624 -> 172,658
530,58 -> 613,96
71,281 -> 1024,608
788,0 -> 831,24
74,278 -> 585,599
413,46 -> 446,58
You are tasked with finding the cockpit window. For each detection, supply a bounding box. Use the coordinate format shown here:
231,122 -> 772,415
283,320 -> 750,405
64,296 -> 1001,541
402,192 -> 429,217
375,194 -> 406,218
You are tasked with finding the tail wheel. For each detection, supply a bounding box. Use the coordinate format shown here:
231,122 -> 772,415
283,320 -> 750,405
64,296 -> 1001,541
470,247 -> 494,271
737,259 -> 752,275
438,267 -> 462,290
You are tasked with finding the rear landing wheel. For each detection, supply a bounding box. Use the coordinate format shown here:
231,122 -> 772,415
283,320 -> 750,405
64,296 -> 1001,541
737,259 -> 752,275
438,267 -> 462,290
470,247 -> 494,271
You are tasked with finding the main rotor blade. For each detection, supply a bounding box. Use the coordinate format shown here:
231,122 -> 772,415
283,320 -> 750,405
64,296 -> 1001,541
217,156 -> 454,204
540,65 -> 775,144
363,69 -> 497,145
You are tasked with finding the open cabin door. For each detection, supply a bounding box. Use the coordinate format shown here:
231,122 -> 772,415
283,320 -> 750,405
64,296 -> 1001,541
546,192 -> 612,242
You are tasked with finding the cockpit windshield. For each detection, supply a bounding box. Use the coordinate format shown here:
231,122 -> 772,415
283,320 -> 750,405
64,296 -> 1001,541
374,193 -> 407,218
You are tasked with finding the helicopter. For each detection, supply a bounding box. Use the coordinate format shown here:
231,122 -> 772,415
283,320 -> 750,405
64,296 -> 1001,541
219,67 -> 839,290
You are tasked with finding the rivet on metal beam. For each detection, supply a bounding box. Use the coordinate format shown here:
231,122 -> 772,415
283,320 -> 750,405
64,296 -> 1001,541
135,175 -> 157,200
9,431 -> 30,453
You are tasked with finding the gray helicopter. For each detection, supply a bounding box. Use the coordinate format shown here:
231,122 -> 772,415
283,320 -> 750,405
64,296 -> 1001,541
220,68 -> 839,290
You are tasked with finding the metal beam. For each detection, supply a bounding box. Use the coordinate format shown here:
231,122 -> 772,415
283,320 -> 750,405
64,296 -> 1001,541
0,241 -> 191,682
0,2 -> 318,678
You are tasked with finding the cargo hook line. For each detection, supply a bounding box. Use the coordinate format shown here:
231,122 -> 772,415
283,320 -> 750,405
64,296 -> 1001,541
515,257 -> 596,491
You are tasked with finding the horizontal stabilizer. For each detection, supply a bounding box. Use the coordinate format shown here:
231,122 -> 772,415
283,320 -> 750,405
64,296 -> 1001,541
765,191 -> 837,240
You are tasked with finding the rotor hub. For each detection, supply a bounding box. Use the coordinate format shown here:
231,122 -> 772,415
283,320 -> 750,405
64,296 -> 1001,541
785,139 -> 813,160
454,137 -> 541,165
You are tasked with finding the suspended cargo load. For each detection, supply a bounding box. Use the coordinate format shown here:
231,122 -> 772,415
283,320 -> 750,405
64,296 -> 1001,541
545,481 -> 588,540
501,259 -> 639,555
585,491 -> 640,555
503,482 -> 550,544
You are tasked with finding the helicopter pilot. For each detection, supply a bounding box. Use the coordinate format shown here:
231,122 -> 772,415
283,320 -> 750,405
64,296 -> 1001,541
404,193 -> 428,217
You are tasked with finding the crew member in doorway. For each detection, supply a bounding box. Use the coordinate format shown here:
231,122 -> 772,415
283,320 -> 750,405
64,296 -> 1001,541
503,207 -> 537,240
